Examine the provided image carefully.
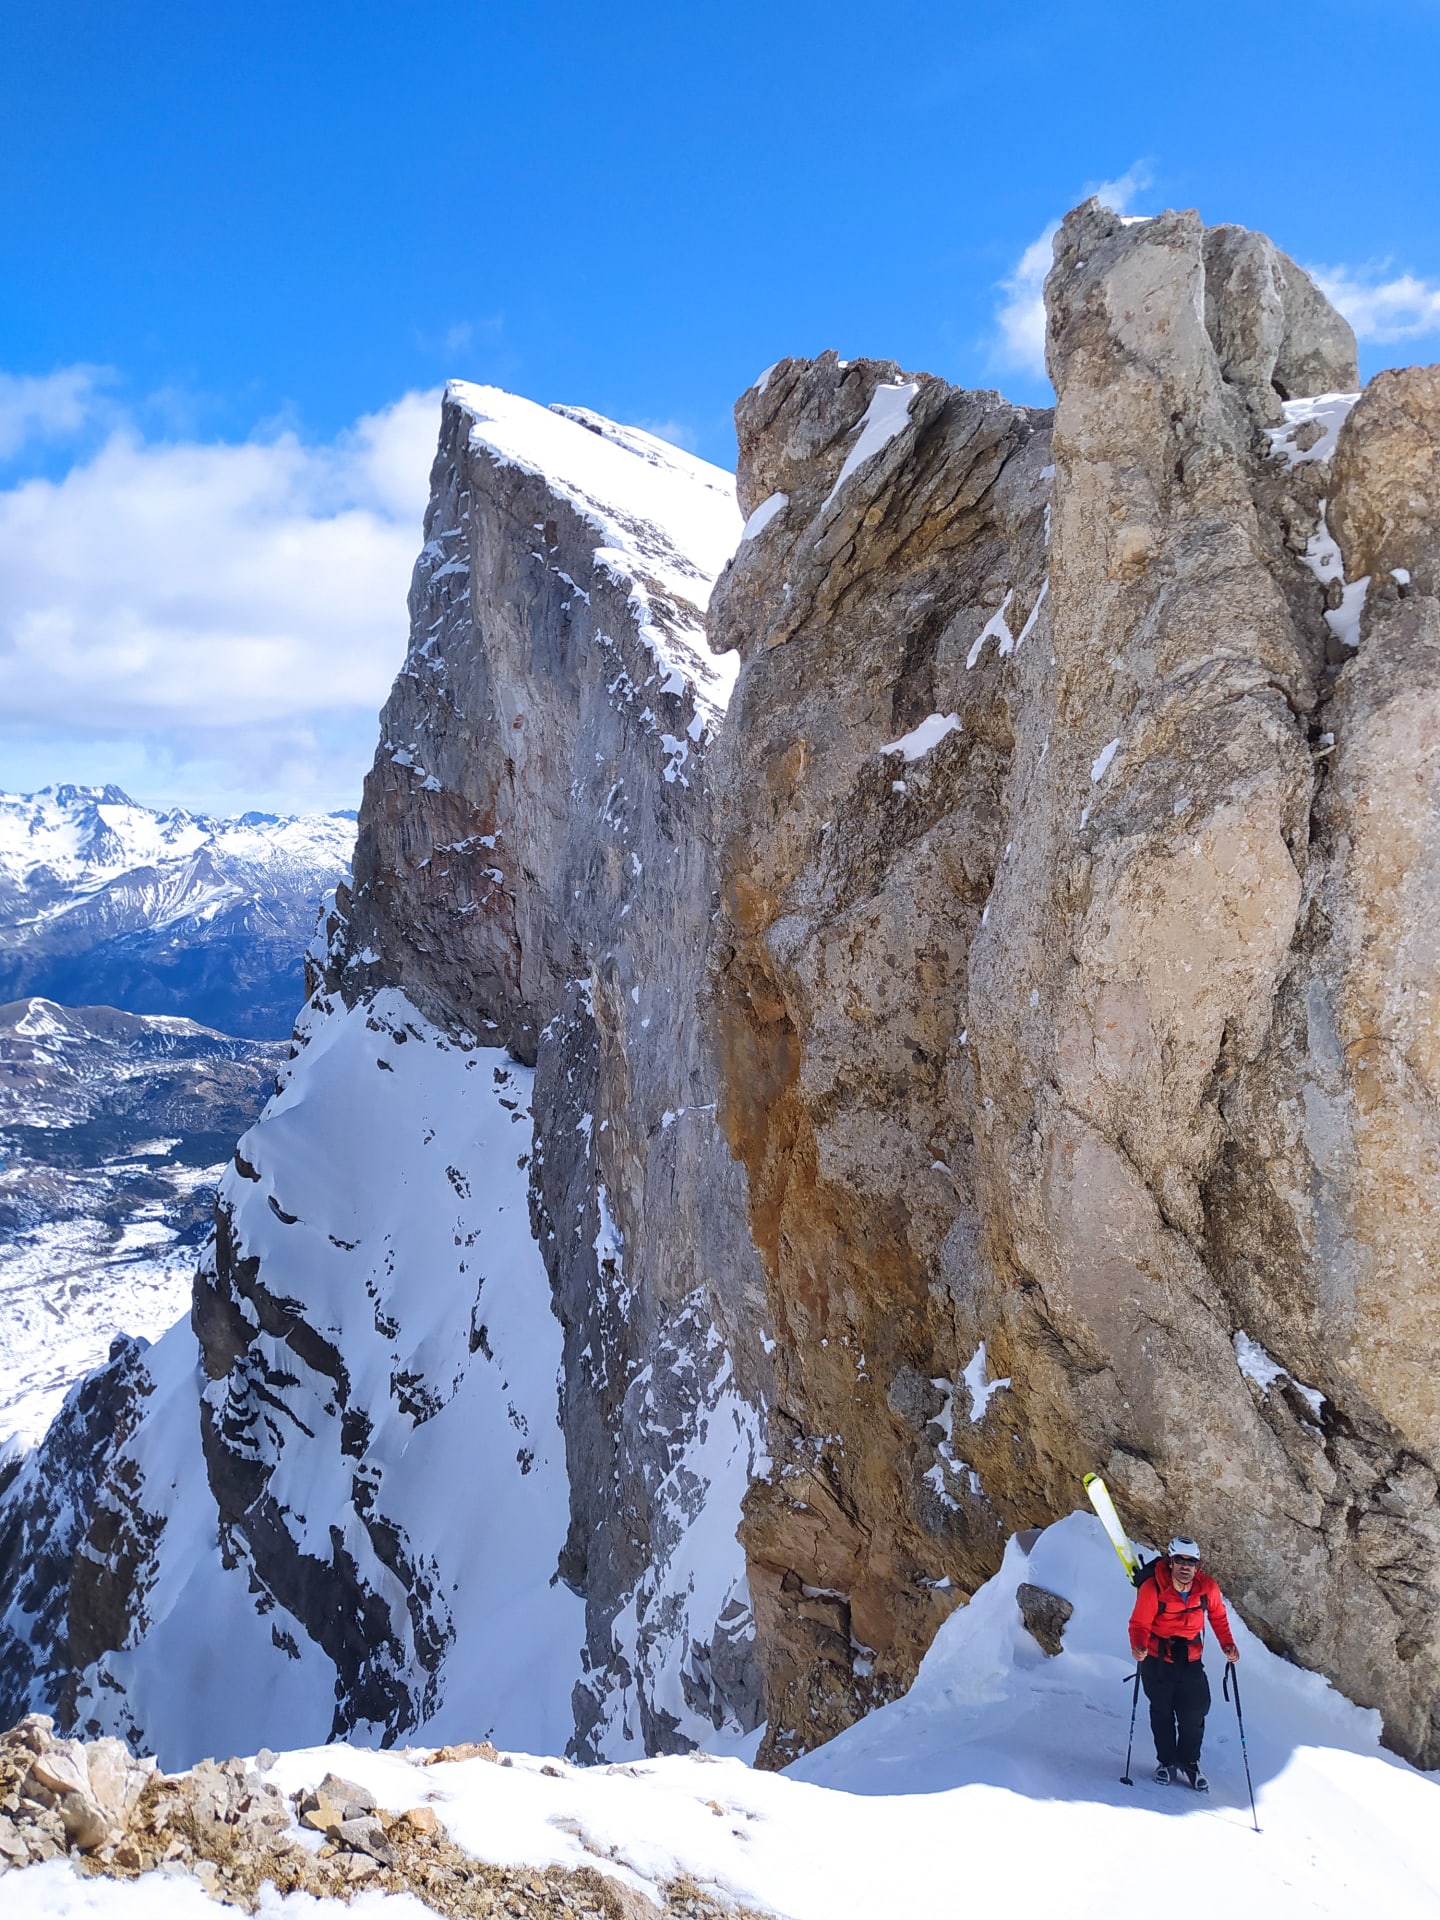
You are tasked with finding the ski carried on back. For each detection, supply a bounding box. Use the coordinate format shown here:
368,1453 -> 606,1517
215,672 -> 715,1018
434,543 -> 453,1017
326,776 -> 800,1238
1085,1472 -> 1147,1786
1083,1472 -> 1144,1586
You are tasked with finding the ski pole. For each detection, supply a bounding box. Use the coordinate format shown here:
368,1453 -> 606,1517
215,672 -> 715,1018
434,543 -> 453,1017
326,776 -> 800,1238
1120,1668 -> 1140,1786
1224,1663 -> 1260,1832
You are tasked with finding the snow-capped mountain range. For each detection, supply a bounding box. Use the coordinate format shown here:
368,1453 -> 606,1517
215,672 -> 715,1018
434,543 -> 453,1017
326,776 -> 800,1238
0,786 -> 355,1038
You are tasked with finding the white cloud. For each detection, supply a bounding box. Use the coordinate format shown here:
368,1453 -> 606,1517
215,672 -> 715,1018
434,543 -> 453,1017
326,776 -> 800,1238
0,366 -> 112,459
993,164 -> 1155,380
634,417 -> 700,452
1308,264 -> 1440,343
995,232 -> 1059,381
0,383 -> 442,813
1088,164 -> 1154,221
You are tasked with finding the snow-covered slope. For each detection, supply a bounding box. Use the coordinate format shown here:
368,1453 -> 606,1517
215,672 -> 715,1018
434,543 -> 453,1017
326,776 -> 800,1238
7,1515 -> 1437,1918
0,997 -> 283,1448
0,787 -> 354,1037
0,986 -> 584,1763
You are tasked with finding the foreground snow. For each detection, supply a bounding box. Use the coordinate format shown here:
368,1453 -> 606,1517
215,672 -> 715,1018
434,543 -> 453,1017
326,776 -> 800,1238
9,1514 -> 1437,1916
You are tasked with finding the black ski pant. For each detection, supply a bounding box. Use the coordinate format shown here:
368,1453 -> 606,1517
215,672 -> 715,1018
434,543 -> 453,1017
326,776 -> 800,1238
1140,1654 -> 1211,1769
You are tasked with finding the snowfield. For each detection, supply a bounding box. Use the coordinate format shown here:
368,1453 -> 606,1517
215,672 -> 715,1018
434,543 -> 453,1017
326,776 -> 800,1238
54,987 -> 585,1764
0,998 -> 284,1448
8,1514 -> 1437,1917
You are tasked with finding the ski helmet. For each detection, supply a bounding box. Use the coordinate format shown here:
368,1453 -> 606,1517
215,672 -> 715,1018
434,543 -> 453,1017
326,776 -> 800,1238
1167,1537 -> 1201,1560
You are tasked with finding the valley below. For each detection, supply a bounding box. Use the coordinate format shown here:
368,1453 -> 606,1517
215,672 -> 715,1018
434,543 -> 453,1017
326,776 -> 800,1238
0,998 -> 285,1449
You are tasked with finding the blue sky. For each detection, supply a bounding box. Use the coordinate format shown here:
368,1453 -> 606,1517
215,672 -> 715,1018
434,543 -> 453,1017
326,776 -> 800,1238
3,0 -> 1439,813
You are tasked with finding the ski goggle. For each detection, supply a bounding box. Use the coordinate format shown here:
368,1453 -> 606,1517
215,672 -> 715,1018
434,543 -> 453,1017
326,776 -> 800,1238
1170,1555 -> 1200,1567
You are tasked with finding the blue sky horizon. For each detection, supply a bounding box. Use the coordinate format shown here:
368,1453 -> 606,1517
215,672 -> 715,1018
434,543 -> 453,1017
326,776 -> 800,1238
4,0 -> 1439,814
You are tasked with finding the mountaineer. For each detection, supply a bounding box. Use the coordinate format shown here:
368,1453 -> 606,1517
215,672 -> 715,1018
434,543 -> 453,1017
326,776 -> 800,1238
1130,1536 -> 1240,1791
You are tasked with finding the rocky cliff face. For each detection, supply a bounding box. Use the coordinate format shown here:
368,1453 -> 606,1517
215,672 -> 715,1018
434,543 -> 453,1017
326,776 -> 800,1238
313,388 -> 771,1756
3,203 -> 1437,1780
0,391 -> 767,1769
706,203 -> 1440,1769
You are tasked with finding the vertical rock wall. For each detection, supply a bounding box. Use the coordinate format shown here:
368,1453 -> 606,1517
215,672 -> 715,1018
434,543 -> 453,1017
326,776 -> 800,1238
0,390 -> 770,1766
708,207 -> 1440,1769
705,355 -> 1052,1762
245,390 -> 773,1758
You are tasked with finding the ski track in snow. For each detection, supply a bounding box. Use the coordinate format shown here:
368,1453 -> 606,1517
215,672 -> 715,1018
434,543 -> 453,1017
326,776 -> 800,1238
9,1514 -> 1438,1918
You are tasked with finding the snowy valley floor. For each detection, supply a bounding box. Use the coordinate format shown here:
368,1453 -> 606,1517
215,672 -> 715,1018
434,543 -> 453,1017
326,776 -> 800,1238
8,1515 -> 1438,1918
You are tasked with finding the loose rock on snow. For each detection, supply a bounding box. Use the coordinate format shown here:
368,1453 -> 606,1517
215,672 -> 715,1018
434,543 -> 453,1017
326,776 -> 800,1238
0,1716 -> 771,1917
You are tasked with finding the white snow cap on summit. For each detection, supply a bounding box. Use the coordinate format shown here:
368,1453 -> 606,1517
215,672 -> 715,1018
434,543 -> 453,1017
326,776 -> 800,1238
446,384 -> 743,718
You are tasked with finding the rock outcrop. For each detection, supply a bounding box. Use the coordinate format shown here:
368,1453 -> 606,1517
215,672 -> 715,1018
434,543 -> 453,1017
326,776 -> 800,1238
705,354 -> 1052,1761
332,389 -> 771,1757
706,202 -> 1440,1769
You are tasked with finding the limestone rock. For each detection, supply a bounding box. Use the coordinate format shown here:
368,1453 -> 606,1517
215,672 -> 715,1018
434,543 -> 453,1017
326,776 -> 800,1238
0,1718 -> 767,1916
336,387 -> 771,1757
708,351 -> 1050,1764
314,1771 -> 377,1816
1331,364 -> 1440,597
422,1739 -> 500,1765
333,1814 -> 394,1863
0,391 -> 769,1768
707,201 -> 1440,1769
1,196 -> 1435,1785
1201,223 -> 1358,424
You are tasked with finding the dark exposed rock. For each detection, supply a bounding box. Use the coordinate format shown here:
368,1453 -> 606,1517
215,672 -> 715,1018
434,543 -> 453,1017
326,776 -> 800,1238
1016,1584 -> 1073,1657
0,1341 -> 153,1730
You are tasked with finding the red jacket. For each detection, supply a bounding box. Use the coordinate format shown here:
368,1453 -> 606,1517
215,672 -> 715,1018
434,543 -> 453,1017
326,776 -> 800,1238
1129,1559 -> 1237,1663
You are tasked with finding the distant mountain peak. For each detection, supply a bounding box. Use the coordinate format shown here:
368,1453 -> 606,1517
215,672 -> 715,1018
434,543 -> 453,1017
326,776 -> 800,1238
39,781 -> 137,806
0,785 -> 354,1038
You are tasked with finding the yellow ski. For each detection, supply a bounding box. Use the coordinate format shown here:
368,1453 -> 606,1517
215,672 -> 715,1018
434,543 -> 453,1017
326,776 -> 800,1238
1084,1473 -> 1141,1585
